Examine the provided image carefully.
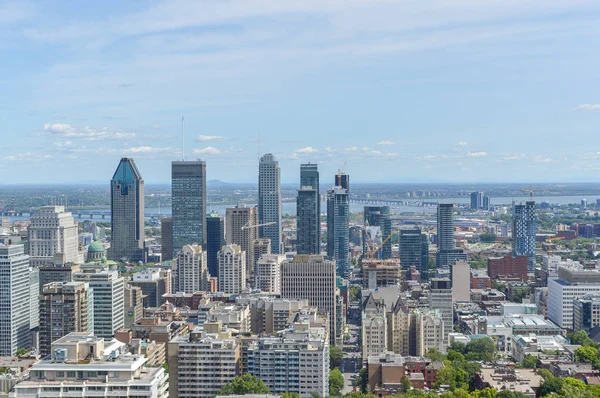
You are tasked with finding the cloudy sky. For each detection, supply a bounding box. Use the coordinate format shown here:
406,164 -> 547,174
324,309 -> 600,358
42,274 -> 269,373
1,0 -> 600,184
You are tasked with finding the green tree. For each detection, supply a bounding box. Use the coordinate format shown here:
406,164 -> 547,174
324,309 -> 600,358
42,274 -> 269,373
217,373 -> 270,396
15,348 -> 28,356
355,368 -> 368,394
479,233 -> 497,243
282,394 -> 299,398
400,375 -> 411,393
447,350 -> 465,362
425,348 -> 445,362
522,354 -> 538,369
496,391 -> 529,398
349,286 -> 361,302
449,342 -> 466,354
329,368 -> 345,396
330,346 -> 344,369
471,388 -> 497,398
537,377 -> 564,398
574,346 -> 599,363
343,393 -> 376,398
464,338 -> 496,361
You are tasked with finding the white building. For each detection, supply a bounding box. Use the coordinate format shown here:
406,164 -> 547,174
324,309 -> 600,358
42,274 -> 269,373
414,309 -> 445,356
281,255 -> 337,345
247,326 -> 329,397
27,206 -> 82,268
74,269 -> 124,339
548,263 -> 600,329
254,254 -> 284,294
218,245 -> 246,294
361,294 -> 387,362
429,278 -> 452,347
176,245 -> 210,293
0,244 -> 31,356
10,332 -> 168,398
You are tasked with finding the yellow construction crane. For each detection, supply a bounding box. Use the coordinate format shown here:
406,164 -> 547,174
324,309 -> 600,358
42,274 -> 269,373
241,221 -> 276,231
367,233 -> 393,261
545,236 -> 565,255
520,185 -> 562,200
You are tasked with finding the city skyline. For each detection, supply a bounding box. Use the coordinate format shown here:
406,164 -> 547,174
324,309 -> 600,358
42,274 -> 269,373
2,1 -> 600,184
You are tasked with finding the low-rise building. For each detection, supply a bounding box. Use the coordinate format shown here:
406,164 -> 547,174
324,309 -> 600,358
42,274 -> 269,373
475,367 -> 544,398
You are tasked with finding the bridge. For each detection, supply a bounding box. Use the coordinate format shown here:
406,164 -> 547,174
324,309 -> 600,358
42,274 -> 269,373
349,199 -> 442,207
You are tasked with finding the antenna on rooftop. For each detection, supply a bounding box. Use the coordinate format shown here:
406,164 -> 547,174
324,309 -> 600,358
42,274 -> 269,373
181,116 -> 185,161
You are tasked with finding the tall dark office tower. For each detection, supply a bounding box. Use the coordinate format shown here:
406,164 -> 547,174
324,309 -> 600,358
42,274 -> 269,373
334,173 -> 349,193
399,228 -> 429,280
470,192 -> 483,209
161,217 -> 173,262
172,160 -> 206,257
436,203 -> 466,271
297,188 -> 319,255
206,212 -> 225,278
513,201 -> 537,272
300,163 -> 320,245
109,158 -> 145,262
483,195 -> 490,211
327,186 -> 349,277
363,206 -> 392,259
258,154 -> 282,254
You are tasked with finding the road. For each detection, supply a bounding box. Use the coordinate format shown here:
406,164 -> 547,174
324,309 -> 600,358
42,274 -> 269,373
342,314 -> 362,395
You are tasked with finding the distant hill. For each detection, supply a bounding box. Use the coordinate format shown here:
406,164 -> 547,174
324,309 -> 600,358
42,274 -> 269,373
207,179 -> 230,187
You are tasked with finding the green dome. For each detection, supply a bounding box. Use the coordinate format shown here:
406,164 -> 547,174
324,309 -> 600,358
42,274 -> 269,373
88,241 -> 105,253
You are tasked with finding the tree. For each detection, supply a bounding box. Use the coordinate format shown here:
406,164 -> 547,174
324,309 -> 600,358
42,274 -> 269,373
343,393 -> 376,398
426,348 -> 445,362
522,354 -> 538,369
449,342 -> 466,354
15,348 -> 28,356
479,233 -> 497,243
217,373 -> 270,396
537,377 -> 564,398
330,368 -> 344,396
574,346 -> 599,363
464,338 -> 496,361
349,286 -> 361,302
355,368 -> 368,394
330,346 -> 344,369
282,394 -> 299,398
400,375 -> 411,393
447,350 -> 465,362
496,391 -> 529,398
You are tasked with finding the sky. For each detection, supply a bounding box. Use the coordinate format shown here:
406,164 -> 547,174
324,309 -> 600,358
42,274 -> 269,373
1,0 -> 600,185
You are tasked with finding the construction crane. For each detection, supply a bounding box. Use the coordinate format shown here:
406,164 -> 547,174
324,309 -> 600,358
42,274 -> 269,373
241,221 -> 276,231
520,185 -> 562,200
337,161 -> 347,180
367,233 -> 393,261
544,236 -> 565,255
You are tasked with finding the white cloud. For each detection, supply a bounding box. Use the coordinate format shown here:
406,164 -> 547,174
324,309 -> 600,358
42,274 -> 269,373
295,146 -> 319,154
533,155 -> 553,163
4,152 -> 53,162
423,155 -> 438,160
197,134 -> 226,141
126,146 -> 171,154
467,151 -> 487,157
194,147 -> 221,155
377,140 -> 395,146
575,104 -> 600,111
500,153 -> 526,161
458,141 -> 468,146
43,123 -> 135,141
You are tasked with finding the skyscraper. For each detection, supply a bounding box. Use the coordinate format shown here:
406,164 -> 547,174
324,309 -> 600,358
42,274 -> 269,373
334,173 -> 349,192
327,186 -> 349,277
0,244 -> 31,356
206,212 -> 225,278
436,203 -> 466,271
172,160 -> 207,256
470,192 -> 483,210
109,158 -> 145,262
363,206 -> 392,259
218,244 -> 246,294
399,227 -> 429,280
226,205 -> 257,282
513,200 -> 537,272
428,278 -> 452,347
300,164 -> 320,235
483,195 -> 491,211
297,187 -> 319,254
176,245 -> 210,293
28,206 -> 82,267
161,217 -> 173,262
258,154 -> 282,254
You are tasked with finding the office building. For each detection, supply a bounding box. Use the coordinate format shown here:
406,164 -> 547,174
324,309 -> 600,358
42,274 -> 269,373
247,326 -> 329,397
327,186 -> 349,277
236,297 -> 311,335
573,295 -> 600,332
252,238 -> 271,274
130,269 -> 167,307
218,244 -> 246,294
451,260 -> 470,302
226,205 -> 257,281
73,269 -> 124,339
483,195 -> 491,211
297,187 -> 319,255
258,154 -> 282,254
161,217 -> 173,262
109,158 -> 145,262
334,172 -> 349,192
39,281 -> 93,356
428,278 -> 453,347
436,203 -> 466,270
168,328 -> 240,398
124,284 -> 144,328
28,206 -> 82,268
11,333 -> 169,398
172,160 -> 207,257
470,192 -> 483,210
363,206 -> 392,259
487,255 -> 528,281
254,254 -> 285,294
399,227 -> 429,279
0,244 -> 30,356
206,212 -> 225,279
513,201 -> 537,272
281,255 -> 337,345
38,256 -> 80,294
176,244 -> 210,294
362,294 -> 388,362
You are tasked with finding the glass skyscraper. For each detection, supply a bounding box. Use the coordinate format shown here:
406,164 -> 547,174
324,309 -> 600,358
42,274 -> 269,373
513,200 -> 537,272
327,186 -> 349,277
206,212 -> 225,278
399,227 -> 429,280
109,158 -> 145,262
172,160 -> 207,257
363,206 -> 392,259
297,164 -> 320,255
258,154 -> 282,254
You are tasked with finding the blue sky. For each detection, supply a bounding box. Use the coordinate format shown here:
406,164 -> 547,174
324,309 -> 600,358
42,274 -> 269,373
1,0 -> 600,184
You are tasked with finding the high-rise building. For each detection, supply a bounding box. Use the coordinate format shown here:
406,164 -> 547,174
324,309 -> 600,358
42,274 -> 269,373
436,203 -> 466,271
226,205 -> 257,282
130,269 -> 167,307
414,309 -> 445,356
252,238 -> 271,275
334,173 -> 349,192
470,192 -> 483,210
73,269 -> 124,339
297,187 -> 319,255
218,244 -> 246,294
0,244 -> 31,356
483,195 -> 491,211
176,245 -> 210,294
363,206 -> 392,259
327,186 -> 349,277
39,281 -> 93,356
281,255 -> 337,345
513,201 -> 537,272
109,158 -> 145,262
451,260 -> 470,302
573,295 -> 600,332
428,278 -> 452,348
124,284 -> 143,328
399,228 -> 429,279
161,217 -> 173,262
172,160 -> 207,256
258,154 -> 282,254
29,267 -> 40,331
38,255 -> 80,294
28,206 -> 82,268
254,254 -> 285,294
206,212 -> 225,279
361,294 -> 388,362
